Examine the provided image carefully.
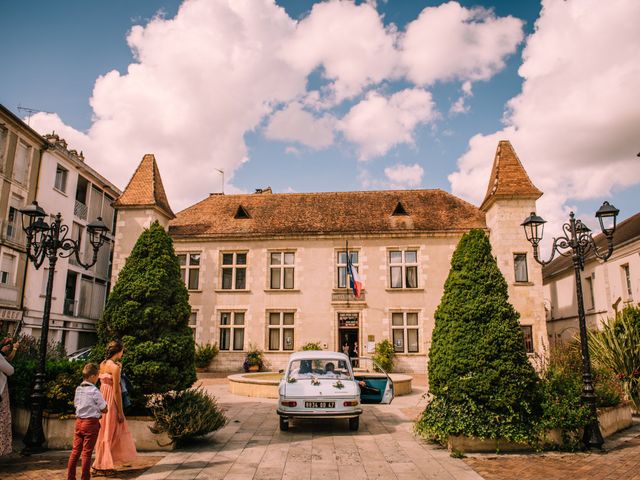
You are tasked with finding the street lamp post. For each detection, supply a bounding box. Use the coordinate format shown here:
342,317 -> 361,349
19,201 -> 109,454
521,201 -> 619,449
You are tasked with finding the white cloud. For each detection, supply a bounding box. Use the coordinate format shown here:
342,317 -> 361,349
450,81 -> 473,115
384,163 -> 424,188
283,0 -> 398,105
264,103 -> 335,149
401,2 -> 524,85
449,0 -> 640,233
339,88 -> 436,160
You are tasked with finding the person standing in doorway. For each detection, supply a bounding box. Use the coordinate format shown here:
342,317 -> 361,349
342,343 -> 350,356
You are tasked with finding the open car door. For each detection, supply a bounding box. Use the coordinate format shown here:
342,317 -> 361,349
352,357 -> 394,404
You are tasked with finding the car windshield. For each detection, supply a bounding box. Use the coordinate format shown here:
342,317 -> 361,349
288,359 -> 353,380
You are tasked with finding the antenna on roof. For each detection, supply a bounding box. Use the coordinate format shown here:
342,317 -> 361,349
17,104 -> 53,126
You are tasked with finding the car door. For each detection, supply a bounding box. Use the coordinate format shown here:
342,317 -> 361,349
353,357 -> 394,404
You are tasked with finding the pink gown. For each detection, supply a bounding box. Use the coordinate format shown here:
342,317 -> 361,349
92,373 -> 137,470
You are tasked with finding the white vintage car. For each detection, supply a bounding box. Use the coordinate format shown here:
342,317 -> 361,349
276,351 -> 394,431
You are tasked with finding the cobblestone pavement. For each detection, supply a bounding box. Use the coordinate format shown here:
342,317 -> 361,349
0,448 -> 162,480
464,421 -> 640,480
137,376 -> 481,480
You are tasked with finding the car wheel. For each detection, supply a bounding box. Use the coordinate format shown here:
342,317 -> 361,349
279,417 -> 289,431
349,416 -> 359,431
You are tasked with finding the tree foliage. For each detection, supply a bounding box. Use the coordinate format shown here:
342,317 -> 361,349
95,221 -> 196,407
417,229 -> 541,444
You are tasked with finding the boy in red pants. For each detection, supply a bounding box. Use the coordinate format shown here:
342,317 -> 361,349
67,363 -> 107,480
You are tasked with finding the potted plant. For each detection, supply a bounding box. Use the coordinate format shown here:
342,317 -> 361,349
195,343 -> 219,372
243,343 -> 265,372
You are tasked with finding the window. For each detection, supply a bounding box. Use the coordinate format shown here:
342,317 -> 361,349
391,312 -> 419,353
0,127 -> 7,168
622,264 -> 633,300
188,312 -> 197,337
268,311 -> 295,351
337,251 -> 358,288
514,254 -> 528,283
269,251 -> 294,289
221,252 -> 246,289
585,276 -> 595,310
0,253 -> 16,285
6,206 -> 18,241
219,311 -> 245,350
389,250 -> 418,288
13,141 -> 30,184
55,164 -> 68,192
521,326 -> 534,353
178,253 -> 200,290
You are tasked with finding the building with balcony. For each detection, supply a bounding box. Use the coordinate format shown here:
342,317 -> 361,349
19,133 -> 121,353
0,105 -> 43,336
112,142 -> 548,373
543,211 -> 640,345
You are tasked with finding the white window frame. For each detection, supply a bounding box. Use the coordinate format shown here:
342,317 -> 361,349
389,249 -> 418,289
221,252 -> 247,290
0,252 -> 16,286
267,311 -> 295,351
391,311 -> 419,353
177,252 -> 201,290
54,164 -> 69,193
269,251 -> 295,289
585,276 -> 595,310
521,325 -> 534,353
336,250 -> 359,289
219,311 -> 245,351
513,253 -> 529,283
188,311 -> 198,337
13,141 -> 30,185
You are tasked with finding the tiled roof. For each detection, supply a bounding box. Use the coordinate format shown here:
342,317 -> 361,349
169,189 -> 486,239
543,211 -> 640,278
113,154 -> 175,219
480,140 -> 542,211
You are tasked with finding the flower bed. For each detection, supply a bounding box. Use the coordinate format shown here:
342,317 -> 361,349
12,407 -> 174,451
448,402 -> 633,453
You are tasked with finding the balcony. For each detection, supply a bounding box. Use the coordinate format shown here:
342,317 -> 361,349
74,200 -> 88,220
63,298 -> 77,317
0,219 -> 25,248
331,290 -> 366,303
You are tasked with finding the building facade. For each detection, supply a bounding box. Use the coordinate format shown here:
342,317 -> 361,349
0,105 -> 43,336
20,134 -> 121,353
543,212 -> 640,345
112,141 -> 548,373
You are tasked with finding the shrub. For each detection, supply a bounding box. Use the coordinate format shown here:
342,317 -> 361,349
416,229 -> 541,445
301,342 -> 322,351
95,221 -> 196,410
243,343 -> 266,372
372,339 -> 395,372
588,306 -> 640,411
148,387 -> 227,445
195,343 -> 219,369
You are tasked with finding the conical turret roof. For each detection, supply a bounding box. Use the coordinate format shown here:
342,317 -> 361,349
480,140 -> 542,211
113,154 -> 175,219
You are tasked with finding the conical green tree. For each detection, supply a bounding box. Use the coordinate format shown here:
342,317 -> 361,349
95,221 -> 196,407
417,229 -> 540,444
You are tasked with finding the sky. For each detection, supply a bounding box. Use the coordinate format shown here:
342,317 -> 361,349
1,0 -> 639,240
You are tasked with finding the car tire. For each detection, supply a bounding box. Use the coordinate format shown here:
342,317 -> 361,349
349,416 -> 359,431
279,417 -> 289,431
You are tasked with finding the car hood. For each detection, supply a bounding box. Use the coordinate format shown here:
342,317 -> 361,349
283,379 -> 358,397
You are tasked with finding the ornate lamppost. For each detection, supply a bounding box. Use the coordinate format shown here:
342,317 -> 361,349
20,201 -> 109,454
521,201 -> 619,449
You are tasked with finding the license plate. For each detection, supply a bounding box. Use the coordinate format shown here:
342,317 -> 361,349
305,401 -> 335,408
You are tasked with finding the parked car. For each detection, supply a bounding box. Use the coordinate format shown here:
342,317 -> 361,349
277,351 -> 394,431
67,347 -> 92,361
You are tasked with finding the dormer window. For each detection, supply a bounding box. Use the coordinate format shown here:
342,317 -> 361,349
392,202 -> 408,216
234,205 -> 250,219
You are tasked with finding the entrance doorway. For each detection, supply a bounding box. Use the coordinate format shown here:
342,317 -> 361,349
338,312 -> 359,366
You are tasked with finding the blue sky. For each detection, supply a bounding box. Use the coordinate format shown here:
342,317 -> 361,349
1,0 -> 638,232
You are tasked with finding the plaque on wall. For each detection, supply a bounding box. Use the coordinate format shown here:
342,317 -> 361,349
338,312 -> 359,328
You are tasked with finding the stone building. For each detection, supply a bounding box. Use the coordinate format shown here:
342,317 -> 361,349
0,105 -> 43,335
112,141 -> 548,372
543,211 -> 640,345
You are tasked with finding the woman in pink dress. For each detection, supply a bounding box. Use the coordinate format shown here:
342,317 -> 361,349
92,340 -> 137,475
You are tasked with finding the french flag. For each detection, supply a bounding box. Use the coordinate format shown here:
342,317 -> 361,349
348,258 -> 363,299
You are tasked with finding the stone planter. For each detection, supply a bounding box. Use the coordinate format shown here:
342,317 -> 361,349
448,402 -> 634,453
13,408 -> 174,451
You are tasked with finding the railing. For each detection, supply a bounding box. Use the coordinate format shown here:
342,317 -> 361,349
0,219 -> 25,247
331,290 -> 366,302
74,200 -> 88,220
63,298 -> 77,317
